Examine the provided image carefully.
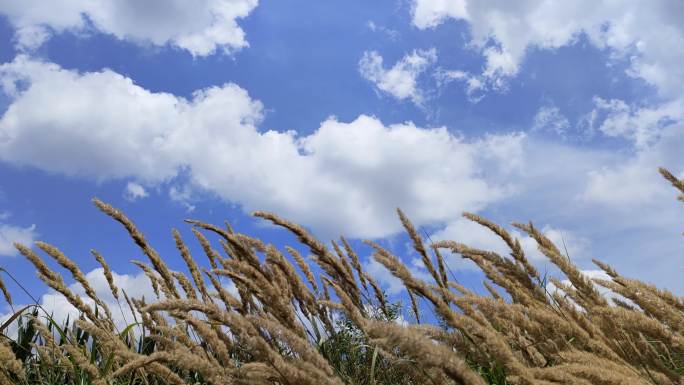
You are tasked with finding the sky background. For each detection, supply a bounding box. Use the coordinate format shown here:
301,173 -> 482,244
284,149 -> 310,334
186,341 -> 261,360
0,0 -> 682,323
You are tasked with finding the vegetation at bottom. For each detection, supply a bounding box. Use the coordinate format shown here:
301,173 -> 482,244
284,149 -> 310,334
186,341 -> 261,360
0,167 -> 683,384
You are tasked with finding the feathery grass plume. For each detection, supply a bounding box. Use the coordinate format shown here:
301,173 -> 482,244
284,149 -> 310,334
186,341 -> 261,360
331,240 -> 355,286
203,268 -> 240,309
265,245 -> 318,318
368,240 -> 539,383
407,288 -> 420,323
74,318 -> 187,385
463,212 -> 541,285
330,280 -> 487,385
172,271 -> 197,300
184,315 -> 234,366
15,243 -> 104,327
253,210 -> 363,311
433,246 -> 449,288
515,221 -> 607,309
396,208 -> 443,287
2,167 -> 684,384
0,337 -> 24,380
363,271 -> 388,315
286,246 -> 319,293
106,351 -> 174,381
131,259 -> 161,298
340,236 -> 367,290
172,229 -> 210,301
595,257 -> 684,315
659,167 -> 684,197
249,315 -> 339,379
93,198 -> 179,298
143,299 -> 340,385
91,249 -> 118,300
660,167 -> 684,236
0,274 -> 11,305
219,254 -> 308,339
190,227 -> 220,270
13,242 -> 59,282
36,241 -> 113,321
223,233 -> 263,272
483,281 -> 503,301
433,240 -> 540,307
32,315 -> 102,382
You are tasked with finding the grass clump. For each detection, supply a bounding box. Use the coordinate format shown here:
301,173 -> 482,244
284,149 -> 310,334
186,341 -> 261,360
0,167 -> 682,384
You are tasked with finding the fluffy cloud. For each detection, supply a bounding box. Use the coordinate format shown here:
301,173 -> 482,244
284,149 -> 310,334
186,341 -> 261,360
124,182 -> 149,201
0,223 -> 37,257
411,0 -> 684,97
532,104 -> 571,138
0,57 -> 522,239
434,68 -> 485,102
359,49 -> 437,106
0,0 -> 258,56
407,1 -> 684,292
583,120 -> 684,207
411,0 -> 467,29
583,97 -> 683,148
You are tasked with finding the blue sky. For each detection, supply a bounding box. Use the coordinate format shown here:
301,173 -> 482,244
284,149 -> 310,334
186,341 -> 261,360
0,0 -> 682,322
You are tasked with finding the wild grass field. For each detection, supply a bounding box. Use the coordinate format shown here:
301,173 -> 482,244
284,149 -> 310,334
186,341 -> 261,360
0,167 -> 683,385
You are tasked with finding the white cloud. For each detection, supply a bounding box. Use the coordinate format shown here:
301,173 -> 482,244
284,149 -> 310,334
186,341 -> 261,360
411,1 -> 684,97
0,221 -> 37,257
434,68 -> 485,102
169,184 -> 196,213
366,21 -> 400,41
359,49 -> 437,106
583,121 -> 684,206
411,0 -> 468,29
0,0 -> 259,56
532,104 -> 571,138
0,57 -> 523,239
407,1 -> 684,294
583,97 -> 683,148
124,182 -> 149,201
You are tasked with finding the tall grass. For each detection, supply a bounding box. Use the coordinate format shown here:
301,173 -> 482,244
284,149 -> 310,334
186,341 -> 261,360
0,167 -> 683,384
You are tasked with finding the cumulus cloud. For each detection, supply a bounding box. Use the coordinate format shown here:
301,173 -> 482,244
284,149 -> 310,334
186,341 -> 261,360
409,2 -> 684,288
434,68 -> 485,102
411,0 -> 468,30
124,182 -> 149,201
0,57 -> 523,239
532,104 -> 571,138
0,220 -> 37,257
583,120 -> 684,206
169,184 -> 197,213
0,0 -> 259,55
583,97 -> 682,148
411,0 -> 684,97
366,21 -> 400,41
359,49 -> 437,106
